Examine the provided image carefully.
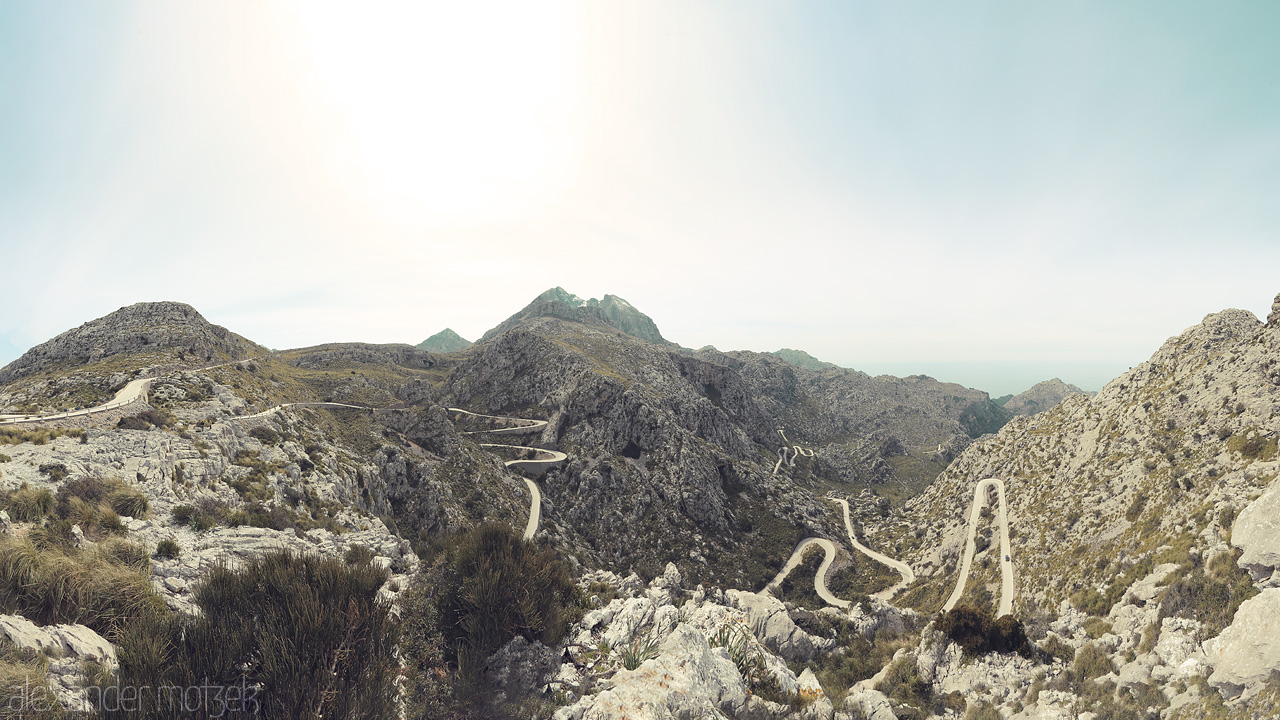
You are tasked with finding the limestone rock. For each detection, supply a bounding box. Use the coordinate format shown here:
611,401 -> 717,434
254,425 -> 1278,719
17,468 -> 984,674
552,625 -> 776,720
0,301 -> 256,385
0,613 -> 118,712
1204,588 -> 1280,700
1232,480 -> 1280,581
726,590 -> 835,662
487,636 -> 558,703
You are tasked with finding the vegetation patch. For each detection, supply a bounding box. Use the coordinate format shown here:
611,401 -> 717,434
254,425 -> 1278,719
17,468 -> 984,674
400,523 -> 580,713
107,550 -> 395,719
936,604 -> 1030,657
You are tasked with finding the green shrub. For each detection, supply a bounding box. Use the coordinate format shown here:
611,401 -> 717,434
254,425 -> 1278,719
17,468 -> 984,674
6,483 -> 55,522
344,544 -> 375,566
1158,549 -> 1258,637
153,539 -> 181,560
0,535 -> 166,637
248,426 -> 281,445
107,550 -> 396,719
405,523 -> 580,690
936,605 -> 1030,657
108,486 -> 150,518
1072,642 -> 1114,681
876,655 -> 932,712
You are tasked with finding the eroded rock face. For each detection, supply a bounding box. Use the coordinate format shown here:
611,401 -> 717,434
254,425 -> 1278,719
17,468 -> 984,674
1233,481 -> 1280,582
1204,588 -> 1280,700
1268,292 -> 1280,328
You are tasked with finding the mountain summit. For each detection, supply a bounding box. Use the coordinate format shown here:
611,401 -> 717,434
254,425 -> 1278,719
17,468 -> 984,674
479,287 -> 670,345
0,301 -> 257,385
416,328 -> 471,354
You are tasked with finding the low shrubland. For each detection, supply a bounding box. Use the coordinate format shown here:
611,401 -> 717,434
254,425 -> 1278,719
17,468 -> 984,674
936,604 -> 1030,657
107,550 -> 396,719
399,522 -> 581,717
0,534 -> 164,638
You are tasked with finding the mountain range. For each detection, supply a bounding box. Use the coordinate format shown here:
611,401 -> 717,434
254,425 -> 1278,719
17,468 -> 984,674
0,287 -> 1277,719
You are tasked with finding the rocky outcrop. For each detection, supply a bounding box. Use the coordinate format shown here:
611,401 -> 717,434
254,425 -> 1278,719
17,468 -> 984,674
771,348 -> 838,371
0,615 -> 117,712
1268,291 -> 1280,328
1000,378 -> 1090,416
480,287 -> 672,346
1232,479 -> 1280,582
725,590 -> 835,662
1204,589 -> 1280,700
0,301 -> 257,384
289,343 -> 436,370
554,625 -> 779,720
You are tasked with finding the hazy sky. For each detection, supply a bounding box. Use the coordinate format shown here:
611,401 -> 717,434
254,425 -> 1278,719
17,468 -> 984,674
2,1 -> 1278,396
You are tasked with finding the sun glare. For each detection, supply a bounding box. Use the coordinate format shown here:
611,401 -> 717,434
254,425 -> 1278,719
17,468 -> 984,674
277,1 -> 581,225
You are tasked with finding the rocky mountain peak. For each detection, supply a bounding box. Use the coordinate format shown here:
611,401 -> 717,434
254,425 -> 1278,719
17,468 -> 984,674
1269,291 -> 1280,327
415,328 -> 472,354
0,301 -> 257,384
771,348 -> 838,371
479,288 -> 670,346
999,377 -> 1089,416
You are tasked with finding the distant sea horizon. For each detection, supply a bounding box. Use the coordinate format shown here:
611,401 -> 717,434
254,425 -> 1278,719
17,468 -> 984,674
839,360 -> 1134,399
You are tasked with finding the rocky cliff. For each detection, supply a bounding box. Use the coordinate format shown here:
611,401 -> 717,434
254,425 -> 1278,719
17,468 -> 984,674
881,292 -> 1280,717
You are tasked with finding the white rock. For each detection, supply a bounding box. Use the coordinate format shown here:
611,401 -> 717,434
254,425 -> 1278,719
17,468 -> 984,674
1204,588 -> 1280,699
1233,482 -> 1280,580
553,625 -> 775,720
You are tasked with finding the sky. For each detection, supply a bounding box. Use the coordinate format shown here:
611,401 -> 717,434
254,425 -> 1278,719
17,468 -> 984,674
2,1 -> 1279,397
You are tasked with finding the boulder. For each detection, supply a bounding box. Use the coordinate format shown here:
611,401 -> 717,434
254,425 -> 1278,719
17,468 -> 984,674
843,688 -> 897,720
552,625 -> 778,720
1231,482 -> 1280,581
1204,588 -> 1280,699
0,615 -> 117,668
487,636 -> 558,703
726,590 -> 835,662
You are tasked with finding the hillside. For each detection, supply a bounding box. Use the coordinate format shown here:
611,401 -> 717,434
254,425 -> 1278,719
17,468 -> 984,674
878,292 -> 1280,717
772,348 -> 839,371
0,302 -> 262,414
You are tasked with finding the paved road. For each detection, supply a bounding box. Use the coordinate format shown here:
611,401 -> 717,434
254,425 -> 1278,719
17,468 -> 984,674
520,479 -> 541,541
942,478 -> 1014,617
765,537 -> 849,609
229,402 -> 372,421
829,497 -> 916,601
773,429 -> 814,474
447,408 -> 548,435
450,408 -> 568,541
0,378 -> 153,425
0,353 -> 270,426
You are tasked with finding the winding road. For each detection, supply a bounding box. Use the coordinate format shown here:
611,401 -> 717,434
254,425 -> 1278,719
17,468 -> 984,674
773,429 -> 815,474
829,497 -> 916,601
0,378 -> 154,425
765,538 -> 849,609
942,478 -> 1013,617
447,409 -> 568,541
231,401 -> 372,421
